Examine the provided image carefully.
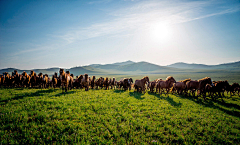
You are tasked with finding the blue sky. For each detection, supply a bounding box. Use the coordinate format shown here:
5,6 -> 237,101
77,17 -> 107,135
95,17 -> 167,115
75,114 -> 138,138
0,0 -> 239,69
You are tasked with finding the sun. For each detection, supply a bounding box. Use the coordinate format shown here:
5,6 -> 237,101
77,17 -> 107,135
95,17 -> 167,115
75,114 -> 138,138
148,22 -> 173,44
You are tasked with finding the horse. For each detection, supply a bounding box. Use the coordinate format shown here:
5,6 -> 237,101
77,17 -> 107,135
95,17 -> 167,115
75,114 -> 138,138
134,76 -> 149,93
103,77 -> 110,90
186,80 -> 199,97
198,77 -> 213,98
227,83 -> 240,96
59,68 -> 71,92
37,73 -> 43,88
109,77 -> 116,89
157,76 -> 176,95
148,80 -> 157,93
119,78 -> 133,91
172,78 -> 191,95
81,73 -> 90,91
0,74 -> 3,87
12,70 -> 21,87
95,77 -> 104,89
29,70 -> 37,88
90,76 -> 96,89
42,74 -> 49,88
52,72 -> 58,89
21,71 -> 31,87
213,80 -> 229,99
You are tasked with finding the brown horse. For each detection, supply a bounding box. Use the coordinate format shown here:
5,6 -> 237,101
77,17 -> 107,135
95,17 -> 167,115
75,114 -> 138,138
90,76 -> 96,89
29,70 -> 37,88
37,73 -> 43,88
59,68 -> 71,92
13,70 -> 21,87
42,74 -> 49,88
148,80 -> 157,93
171,82 -> 186,95
198,77 -> 212,98
227,83 -> 240,96
172,78 -> 191,95
0,74 -> 3,87
134,76 -> 149,93
119,78 -> 133,91
95,77 -> 104,89
51,72 -> 58,89
186,80 -> 199,97
103,77 -> 110,90
21,71 -> 31,87
157,76 -> 176,95
109,77 -> 116,89
81,73 -> 90,91
213,80 -> 229,99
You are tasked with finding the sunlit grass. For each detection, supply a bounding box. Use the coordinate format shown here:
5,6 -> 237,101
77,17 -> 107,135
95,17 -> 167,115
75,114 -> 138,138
1,88 -> 240,144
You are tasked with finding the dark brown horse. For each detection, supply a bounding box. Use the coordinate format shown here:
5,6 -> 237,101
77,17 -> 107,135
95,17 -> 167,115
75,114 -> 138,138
227,83 -> 240,96
186,80 -> 199,97
148,80 -> 157,93
13,70 -> 22,87
29,70 -> 37,88
213,80 -> 229,99
90,76 -> 96,89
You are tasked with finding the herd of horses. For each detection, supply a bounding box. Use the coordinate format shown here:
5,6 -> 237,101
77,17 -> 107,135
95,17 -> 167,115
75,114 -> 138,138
1,69 -> 240,100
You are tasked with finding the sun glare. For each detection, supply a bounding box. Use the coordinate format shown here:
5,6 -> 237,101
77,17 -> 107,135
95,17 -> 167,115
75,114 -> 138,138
148,22 -> 173,44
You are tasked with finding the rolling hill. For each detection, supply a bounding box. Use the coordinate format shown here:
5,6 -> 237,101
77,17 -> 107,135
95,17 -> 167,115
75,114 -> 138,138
1,60 -> 239,76
167,61 -> 240,70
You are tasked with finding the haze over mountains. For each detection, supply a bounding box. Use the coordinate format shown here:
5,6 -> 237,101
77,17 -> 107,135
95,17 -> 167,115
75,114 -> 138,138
1,60 -> 240,75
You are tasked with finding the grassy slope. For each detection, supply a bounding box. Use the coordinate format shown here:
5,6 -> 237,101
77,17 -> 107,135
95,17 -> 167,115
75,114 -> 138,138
1,88 -> 240,144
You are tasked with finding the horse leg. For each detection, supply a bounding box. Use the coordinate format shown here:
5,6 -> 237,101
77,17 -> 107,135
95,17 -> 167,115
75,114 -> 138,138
65,82 -> 68,92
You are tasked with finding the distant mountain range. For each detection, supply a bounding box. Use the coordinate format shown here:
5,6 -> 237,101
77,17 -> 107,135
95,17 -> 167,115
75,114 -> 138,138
167,61 -> 240,70
1,60 -> 239,76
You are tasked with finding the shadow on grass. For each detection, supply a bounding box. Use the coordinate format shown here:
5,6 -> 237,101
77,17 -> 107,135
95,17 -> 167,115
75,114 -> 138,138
129,91 -> 145,100
0,89 -> 57,104
149,92 -> 182,107
114,89 -> 127,93
177,94 -> 240,118
54,91 -> 75,97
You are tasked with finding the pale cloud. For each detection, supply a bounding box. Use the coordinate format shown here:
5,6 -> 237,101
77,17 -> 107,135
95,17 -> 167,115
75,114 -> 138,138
12,0 -> 240,56
59,0 -> 239,43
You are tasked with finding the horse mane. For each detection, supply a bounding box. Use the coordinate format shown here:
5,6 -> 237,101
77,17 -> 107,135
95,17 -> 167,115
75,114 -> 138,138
166,76 -> 174,81
104,77 -> 108,81
198,77 -> 211,82
166,76 -> 176,83
84,74 -> 88,81
180,78 -> 191,83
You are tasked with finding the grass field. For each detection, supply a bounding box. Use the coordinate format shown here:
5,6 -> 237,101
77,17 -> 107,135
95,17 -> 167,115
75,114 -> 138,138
1,88 -> 240,144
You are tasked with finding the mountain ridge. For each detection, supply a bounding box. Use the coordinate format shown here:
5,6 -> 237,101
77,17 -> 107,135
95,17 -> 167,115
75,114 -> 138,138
1,60 -> 239,75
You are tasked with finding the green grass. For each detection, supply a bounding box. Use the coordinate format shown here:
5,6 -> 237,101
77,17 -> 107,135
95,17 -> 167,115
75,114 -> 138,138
1,88 -> 240,144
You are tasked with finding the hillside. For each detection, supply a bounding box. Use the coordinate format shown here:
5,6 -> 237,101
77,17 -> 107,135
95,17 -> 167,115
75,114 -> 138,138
167,61 -> 240,70
1,60 -> 239,76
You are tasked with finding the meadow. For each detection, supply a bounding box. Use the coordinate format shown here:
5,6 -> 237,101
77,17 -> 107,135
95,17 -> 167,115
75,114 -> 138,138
1,87 -> 240,144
